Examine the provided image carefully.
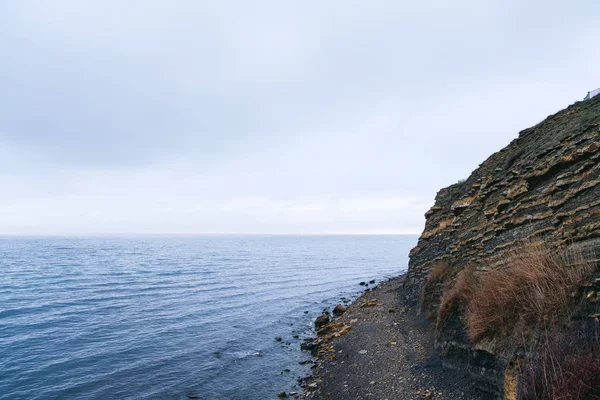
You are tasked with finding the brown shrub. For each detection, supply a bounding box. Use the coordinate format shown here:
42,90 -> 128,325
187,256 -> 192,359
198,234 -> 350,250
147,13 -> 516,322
465,245 -> 595,343
428,262 -> 452,282
437,265 -> 478,328
518,326 -> 600,400
419,262 -> 453,319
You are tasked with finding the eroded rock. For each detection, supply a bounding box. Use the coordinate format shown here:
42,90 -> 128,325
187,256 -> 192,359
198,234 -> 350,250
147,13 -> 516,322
405,95 -> 600,396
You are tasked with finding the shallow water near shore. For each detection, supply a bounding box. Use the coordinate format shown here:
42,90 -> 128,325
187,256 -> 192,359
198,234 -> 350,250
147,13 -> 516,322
0,235 -> 416,400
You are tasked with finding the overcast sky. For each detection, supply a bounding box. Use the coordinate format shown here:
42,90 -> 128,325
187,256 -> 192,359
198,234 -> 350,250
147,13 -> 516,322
1,1 -> 598,235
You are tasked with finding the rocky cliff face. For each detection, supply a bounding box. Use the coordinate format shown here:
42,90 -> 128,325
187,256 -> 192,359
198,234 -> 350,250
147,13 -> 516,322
406,95 -> 600,397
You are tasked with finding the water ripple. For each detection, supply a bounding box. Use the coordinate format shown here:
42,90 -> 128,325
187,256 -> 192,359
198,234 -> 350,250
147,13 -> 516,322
0,235 -> 415,400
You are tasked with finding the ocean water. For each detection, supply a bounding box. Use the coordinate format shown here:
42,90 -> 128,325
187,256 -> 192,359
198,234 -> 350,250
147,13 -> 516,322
0,235 -> 417,400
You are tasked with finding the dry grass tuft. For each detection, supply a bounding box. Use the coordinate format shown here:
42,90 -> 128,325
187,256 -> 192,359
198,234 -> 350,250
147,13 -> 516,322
465,244 -> 595,343
434,243 -> 598,398
420,262 -> 453,319
518,327 -> 600,400
437,265 -> 478,328
428,262 -> 452,283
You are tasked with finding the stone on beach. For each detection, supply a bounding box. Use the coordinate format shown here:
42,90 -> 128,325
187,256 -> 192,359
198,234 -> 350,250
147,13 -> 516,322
332,304 -> 346,316
314,314 -> 330,329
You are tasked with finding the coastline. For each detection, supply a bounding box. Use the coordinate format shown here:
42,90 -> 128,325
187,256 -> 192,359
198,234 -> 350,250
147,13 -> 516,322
296,275 -> 490,400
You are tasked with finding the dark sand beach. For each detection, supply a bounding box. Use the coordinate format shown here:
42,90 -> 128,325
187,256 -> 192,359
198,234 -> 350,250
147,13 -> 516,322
299,276 -> 492,400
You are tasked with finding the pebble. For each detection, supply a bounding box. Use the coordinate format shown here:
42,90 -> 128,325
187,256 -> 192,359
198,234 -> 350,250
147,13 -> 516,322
358,350 -> 367,354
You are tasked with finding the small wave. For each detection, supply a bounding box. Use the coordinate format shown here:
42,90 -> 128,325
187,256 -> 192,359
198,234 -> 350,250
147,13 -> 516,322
0,235 -> 415,400
225,350 -> 262,359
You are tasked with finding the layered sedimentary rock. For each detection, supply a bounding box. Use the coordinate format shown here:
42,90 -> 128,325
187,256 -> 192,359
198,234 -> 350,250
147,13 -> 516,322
406,94 -> 600,396
409,95 -> 600,283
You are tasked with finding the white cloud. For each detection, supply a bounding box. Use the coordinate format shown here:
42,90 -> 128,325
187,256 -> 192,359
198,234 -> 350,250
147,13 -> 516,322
0,0 -> 599,234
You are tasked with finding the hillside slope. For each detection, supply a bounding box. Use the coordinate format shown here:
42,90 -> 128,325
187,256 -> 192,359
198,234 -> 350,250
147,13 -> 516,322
406,95 -> 600,398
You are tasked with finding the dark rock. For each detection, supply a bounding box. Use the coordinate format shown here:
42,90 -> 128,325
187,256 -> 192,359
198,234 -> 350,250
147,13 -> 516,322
314,313 -> 330,329
275,337 -> 282,342
369,279 -> 376,284
187,393 -> 201,399
332,304 -> 346,316
408,95 -> 600,298
359,281 -> 366,286
405,95 -> 600,397
278,391 -> 287,398
301,340 -> 319,355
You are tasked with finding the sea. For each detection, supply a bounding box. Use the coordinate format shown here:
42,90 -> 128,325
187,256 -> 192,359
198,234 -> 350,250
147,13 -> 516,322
0,235 -> 417,400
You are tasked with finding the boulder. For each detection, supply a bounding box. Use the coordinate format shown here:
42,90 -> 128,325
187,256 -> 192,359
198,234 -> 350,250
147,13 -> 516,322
332,304 -> 346,316
314,314 -> 330,329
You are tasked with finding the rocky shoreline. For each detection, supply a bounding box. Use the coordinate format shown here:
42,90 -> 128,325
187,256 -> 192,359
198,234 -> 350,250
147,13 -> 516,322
278,97 -> 600,400
292,275 -> 491,400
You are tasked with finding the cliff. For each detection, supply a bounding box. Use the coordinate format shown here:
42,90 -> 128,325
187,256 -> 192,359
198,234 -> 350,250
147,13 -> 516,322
406,95 -> 600,398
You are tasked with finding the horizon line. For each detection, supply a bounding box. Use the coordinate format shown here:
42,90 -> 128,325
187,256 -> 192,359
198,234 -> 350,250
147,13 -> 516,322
0,231 -> 422,237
